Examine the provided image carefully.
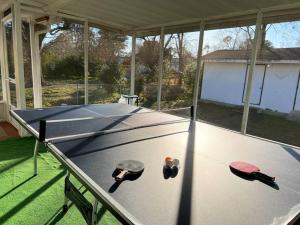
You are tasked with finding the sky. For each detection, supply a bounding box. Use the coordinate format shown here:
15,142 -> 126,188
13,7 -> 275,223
181,21 -> 300,55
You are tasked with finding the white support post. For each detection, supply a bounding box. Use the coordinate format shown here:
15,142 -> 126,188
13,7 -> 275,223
241,11 -> 263,134
192,21 -> 205,121
12,0 -> 26,110
84,20 -> 89,104
30,20 -> 43,108
0,13 -> 8,105
130,34 -> 136,95
35,32 -> 43,105
157,27 -> 165,110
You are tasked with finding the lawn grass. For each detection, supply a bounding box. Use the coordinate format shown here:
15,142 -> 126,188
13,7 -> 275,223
0,137 -> 120,225
197,102 -> 300,147
149,100 -> 300,147
26,84 -> 123,109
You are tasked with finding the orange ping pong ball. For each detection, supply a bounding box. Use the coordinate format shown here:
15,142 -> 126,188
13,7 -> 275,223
165,156 -> 172,162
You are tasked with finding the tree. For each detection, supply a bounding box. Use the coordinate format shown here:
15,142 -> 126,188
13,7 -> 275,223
41,23 -> 84,60
94,61 -> 126,92
136,40 -> 160,79
209,25 -> 274,54
41,23 -> 128,84
91,29 -> 127,63
174,33 -> 185,84
136,39 -> 172,82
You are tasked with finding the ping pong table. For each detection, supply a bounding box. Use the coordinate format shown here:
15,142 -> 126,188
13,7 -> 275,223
10,103 -> 300,225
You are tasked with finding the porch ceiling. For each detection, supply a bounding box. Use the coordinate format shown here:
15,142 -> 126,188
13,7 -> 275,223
2,0 -> 300,35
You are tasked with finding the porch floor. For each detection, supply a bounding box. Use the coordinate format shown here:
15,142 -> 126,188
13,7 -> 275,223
0,122 -> 19,141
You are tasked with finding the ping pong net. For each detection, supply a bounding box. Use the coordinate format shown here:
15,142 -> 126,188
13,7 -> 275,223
38,106 -> 194,143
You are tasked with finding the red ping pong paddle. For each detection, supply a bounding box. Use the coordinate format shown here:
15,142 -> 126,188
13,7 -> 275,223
229,161 -> 275,183
115,160 -> 144,182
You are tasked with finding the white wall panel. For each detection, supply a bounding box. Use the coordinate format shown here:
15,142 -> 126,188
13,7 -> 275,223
201,62 -> 300,113
201,62 -> 246,105
260,64 -> 300,113
244,65 -> 265,105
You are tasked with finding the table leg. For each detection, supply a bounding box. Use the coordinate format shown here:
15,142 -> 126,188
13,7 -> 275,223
33,140 -> 39,175
63,171 -> 71,211
92,198 -> 99,225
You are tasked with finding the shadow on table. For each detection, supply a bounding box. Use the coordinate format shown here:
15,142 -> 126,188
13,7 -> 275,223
229,168 -> 279,190
63,108 -> 144,158
176,121 -> 196,225
281,146 -> 300,163
108,169 -> 144,193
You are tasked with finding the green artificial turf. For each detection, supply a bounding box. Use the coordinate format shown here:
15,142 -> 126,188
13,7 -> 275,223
0,137 -> 120,225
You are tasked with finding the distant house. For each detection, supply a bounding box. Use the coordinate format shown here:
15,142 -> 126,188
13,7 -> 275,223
201,48 -> 300,113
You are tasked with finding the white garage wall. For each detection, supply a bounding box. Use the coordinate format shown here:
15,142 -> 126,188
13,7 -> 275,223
201,62 -> 246,105
201,62 -> 300,113
259,64 -> 300,113
244,65 -> 266,105
294,75 -> 300,111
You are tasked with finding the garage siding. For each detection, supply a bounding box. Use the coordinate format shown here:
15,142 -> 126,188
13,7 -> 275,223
201,62 -> 246,106
201,62 -> 300,113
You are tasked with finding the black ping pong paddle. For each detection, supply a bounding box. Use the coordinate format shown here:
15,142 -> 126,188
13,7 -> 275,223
229,161 -> 275,183
115,160 -> 144,182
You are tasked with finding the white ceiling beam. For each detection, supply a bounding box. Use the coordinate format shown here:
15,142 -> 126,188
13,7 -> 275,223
57,9 -> 131,30
20,5 -> 130,32
22,7 -> 125,28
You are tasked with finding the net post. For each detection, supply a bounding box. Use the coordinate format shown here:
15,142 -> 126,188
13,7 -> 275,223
38,120 -> 46,142
190,106 -> 194,119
